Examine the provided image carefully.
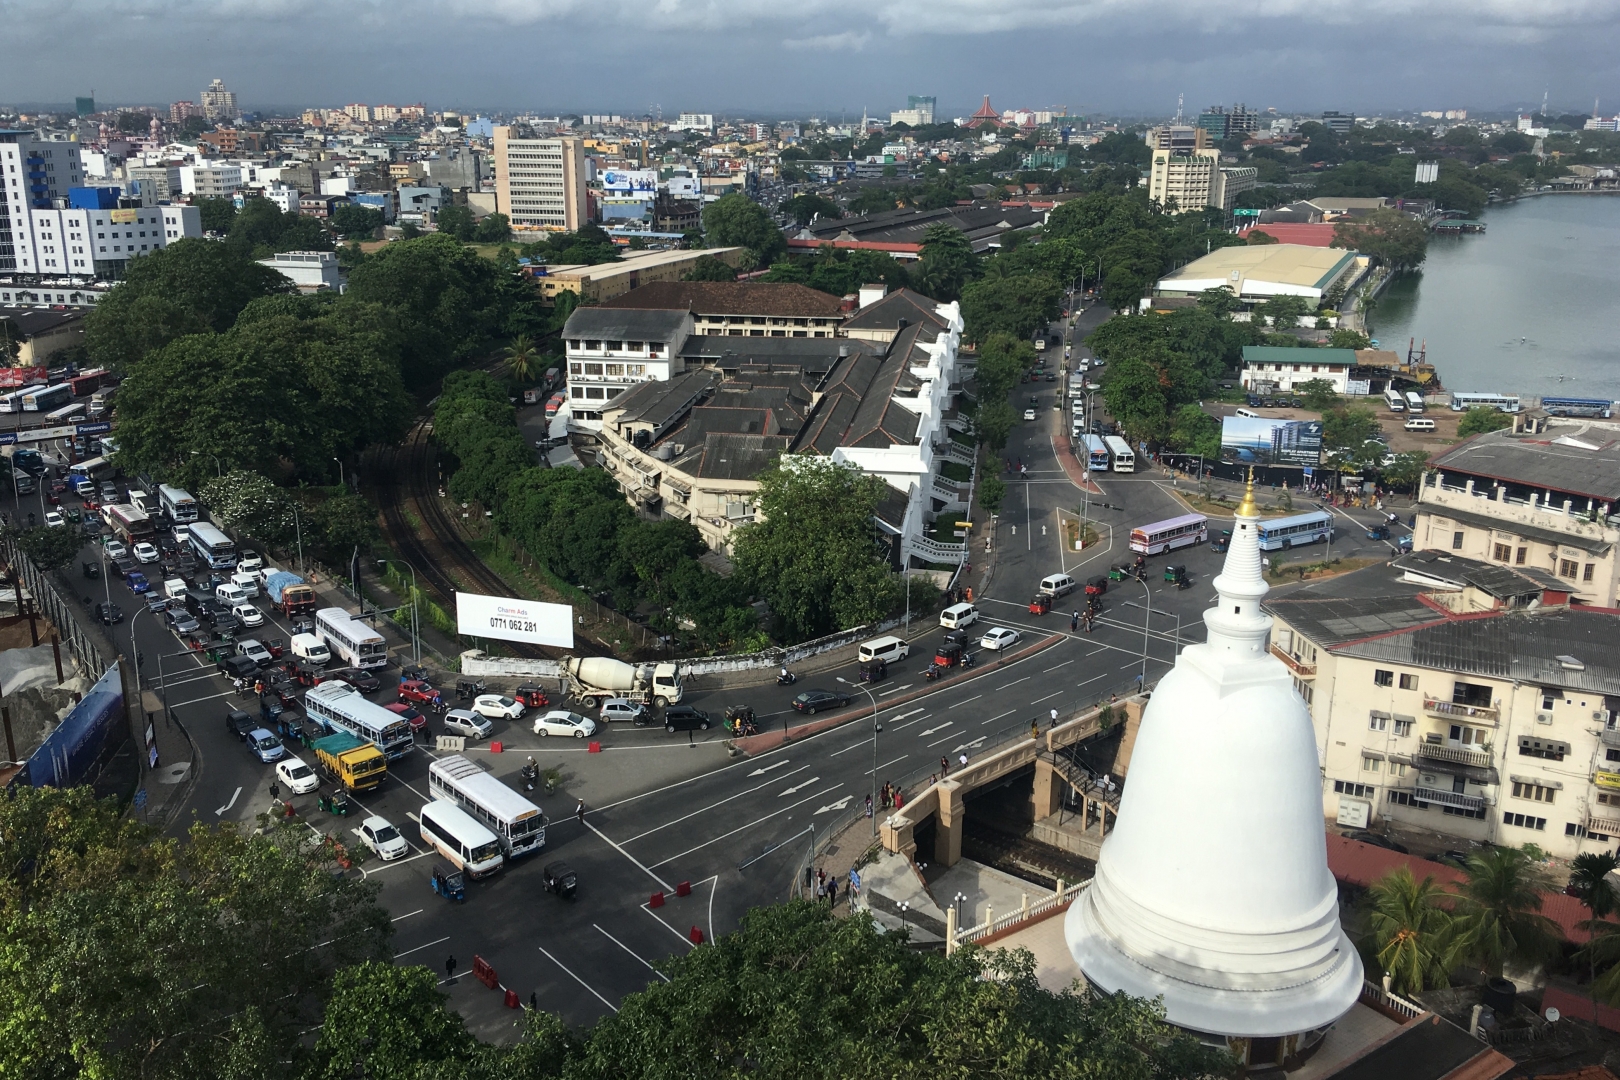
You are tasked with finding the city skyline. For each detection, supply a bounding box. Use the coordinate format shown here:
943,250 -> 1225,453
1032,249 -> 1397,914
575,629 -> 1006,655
3,0 -> 1619,118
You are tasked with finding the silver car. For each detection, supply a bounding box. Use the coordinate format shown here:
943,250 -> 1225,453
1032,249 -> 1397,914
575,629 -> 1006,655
442,709 -> 493,741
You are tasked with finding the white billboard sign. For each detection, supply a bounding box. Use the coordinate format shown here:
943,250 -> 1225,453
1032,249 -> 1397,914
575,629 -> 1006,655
455,592 -> 574,649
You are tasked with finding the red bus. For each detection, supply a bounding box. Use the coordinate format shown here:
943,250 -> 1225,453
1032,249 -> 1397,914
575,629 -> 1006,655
69,369 -> 109,397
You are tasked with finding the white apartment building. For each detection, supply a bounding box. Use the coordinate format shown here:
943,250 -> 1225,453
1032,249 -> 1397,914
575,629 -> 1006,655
1148,147 -> 1220,210
19,204 -> 202,278
200,79 -> 238,121
672,113 -> 715,133
492,127 -> 587,232
1,130 -> 84,274
179,165 -> 244,198
1266,554 -> 1620,861
256,250 -> 343,292
561,307 -> 695,426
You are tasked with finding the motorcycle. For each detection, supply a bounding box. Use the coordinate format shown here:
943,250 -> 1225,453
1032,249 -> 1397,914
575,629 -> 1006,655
776,670 -> 797,686
924,663 -> 942,682
520,760 -> 539,792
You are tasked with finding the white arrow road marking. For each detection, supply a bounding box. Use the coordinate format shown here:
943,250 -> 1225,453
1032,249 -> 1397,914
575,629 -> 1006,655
214,786 -> 242,817
780,776 -> 821,796
748,760 -> 790,777
815,796 -> 854,815
952,737 -> 988,754
918,721 -> 953,737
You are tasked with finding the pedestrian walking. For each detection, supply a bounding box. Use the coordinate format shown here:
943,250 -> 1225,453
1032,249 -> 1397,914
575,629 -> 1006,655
940,755 -> 950,776
268,780 -> 280,803
231,676 -> 244,696
1049,707 -> 1059,728
1071,611 -> 1079,632
958,753 -> 969,769
445,955 -> 458,981
894,789 -> 904,810
828,876 -> 839,905
575,800 -> 586,824
817,867 -> 826,890
530,991 -> 538,1011
865,793 -> 873,818
816,878 -> 826,901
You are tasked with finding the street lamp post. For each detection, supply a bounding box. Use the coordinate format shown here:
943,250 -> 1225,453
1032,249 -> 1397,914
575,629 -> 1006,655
291,503 -> 305,576
333,458 -> 344,490
130,603 -> 168,718
1138,575 -> 1152,685
377,558 -> 421,665
837,676 -> 880,836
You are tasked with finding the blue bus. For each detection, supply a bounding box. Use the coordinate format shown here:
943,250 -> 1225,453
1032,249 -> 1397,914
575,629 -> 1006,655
1080,434 -> 1110,471
1255,510 -> 1334,552
1540,396 -> 1614,419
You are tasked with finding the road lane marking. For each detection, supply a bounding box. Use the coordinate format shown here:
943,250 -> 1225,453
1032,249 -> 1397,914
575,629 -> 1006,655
1030,691 -> 1064,704
866,755 -> 908,776
996,677 -> 1030,690
391,909 -> 424,922
585,819 -> 673,891
947,695 -> 982,709
1085,647 -> 1108,656
640,906 -> 697,947
952,737 -> 988,754
986,709 -> 1017,724
779,776 -> 820,796
648,784 -> 844,869
1043,660 -> 1074,672
619,768 -> 809,845
918,721 -> 952,737
890,713 -> 931,731
214,786 -> 241,816
747,760 -> 790,777
1078,674 -> 1108,687
393,936 -> 450,959
538,946 -> 618,1013
926,731 -> 963,748
593,924 -> 671,982
815,795 -> 853,815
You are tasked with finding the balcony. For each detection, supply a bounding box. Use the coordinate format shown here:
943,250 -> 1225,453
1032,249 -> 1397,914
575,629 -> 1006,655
1416,741 -> 1492,768
1269,644 -> 1315,676
1587,813 -> 1620,836
1603,728 -> 1620,750
1413,786 -> 1487,812
1423,695 -> 1498,724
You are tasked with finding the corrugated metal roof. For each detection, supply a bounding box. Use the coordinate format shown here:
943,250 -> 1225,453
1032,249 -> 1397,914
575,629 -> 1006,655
1429,425 -> 1620,502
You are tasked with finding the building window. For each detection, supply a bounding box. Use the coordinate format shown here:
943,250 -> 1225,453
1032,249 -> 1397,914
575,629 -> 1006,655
1515,547 -> 1527,565
569,363 -> 583,375
1503,812 -> 1547,831
1389,762 -> 1408,778
1452,531 -> 1464,550
1388,790 -> 1423,807
1362,756 -> 1382,772
1393,718 -> 1413,737
569,387 -> 585,399
1374,669 -> 1394,687
1585,564 -> 1596,582
585,340 -> 602,350
1445,805 -> 1486,820
1493,543 -> 1512,562
1333,780 -> 1373,798
1292,676 -> 1313,703
1399,674 -> 1419,691
1511,782 -> 1556,803
1597,792 -> 1620,807
606,364 -> 625,377
585,387 -> 605,400
1542,690 -> 1557,711
584,364 -> 604,376
628,365 -> 646,376
1369,714 -> 1388,732
1560,559 -> 1579,579
1451,724 -> 1487,746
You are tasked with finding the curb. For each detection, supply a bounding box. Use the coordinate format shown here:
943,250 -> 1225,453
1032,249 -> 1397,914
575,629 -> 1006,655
729,633 -> 1067,757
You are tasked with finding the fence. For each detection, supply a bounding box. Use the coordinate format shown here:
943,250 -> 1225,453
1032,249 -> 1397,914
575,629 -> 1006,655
0,532 -> 105,677
1360,979 -> 1424,1021
954,878 -> 1089,947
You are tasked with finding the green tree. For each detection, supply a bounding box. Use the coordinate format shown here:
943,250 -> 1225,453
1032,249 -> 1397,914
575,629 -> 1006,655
916,223 -> 979,301
307,494 -> 380,563
313,962 -> 473,1079
974,332 -> 1035,403
976,400 -> 1016,454
1296,378 -> 1341,412
329,203 -> 384,240
12,524 -> 84,571
682,254 -> 738,282
779,193 -> 841,228
1379,451 -> 1430,492
1567,852 -> 1620,1008
977,474 -> 1007,513
83,239 -> 295,371
434,203 -> 477,241
1328,328 -> 1372,350
1321,404 -> 1381,459
503,334 -> 539,382
959,273 -> 1062,344
1256,294 -> 1310,330
1452,846 -> 1560,978
472,212 -> 511,243
0,786 -> 390,1079
1166,404 -> 1221,458
1332,208 -> 1430,271
195,196 -> 239,234
1196,287 -> 1242,318
1245,228 -> 1280,245
732,457 -> 904,640
226,197 -> 331,258
1457,406 -> 1513,438
1100,354 -> 1171,444
1363,867 -> 1460,995
200,470 -> 296,544
701,193 -> 785,269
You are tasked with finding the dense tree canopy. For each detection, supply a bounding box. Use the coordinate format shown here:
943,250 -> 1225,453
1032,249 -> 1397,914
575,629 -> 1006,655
1332,208 -> 1430,271
701,193 -> 786,269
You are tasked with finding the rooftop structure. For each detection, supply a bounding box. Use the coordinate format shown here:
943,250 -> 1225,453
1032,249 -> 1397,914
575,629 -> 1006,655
1155,244 -> 1363,305
965,96 -> 1002,129
534,247 -> 746,305
795,203 -> 1043,255
595,280 -> 846,337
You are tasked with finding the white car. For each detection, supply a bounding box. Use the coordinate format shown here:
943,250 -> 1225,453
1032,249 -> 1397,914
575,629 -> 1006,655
533,710 -> 598,738
233,603 -> 265,627
358,815 -> 409,861
471,694 -> 524,721
237,551 -> 264,573
442,708 -> 493,740
132,542 -> 159,563
104,539 -> 128,559
275,756 -> 320,795
43,511 -> 64,528
1023,409 -> 1037,421
980,627 -> 1022,651
237,638 -> 271,665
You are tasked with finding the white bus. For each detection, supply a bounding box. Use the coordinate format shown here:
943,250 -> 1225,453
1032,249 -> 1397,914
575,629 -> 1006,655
304,681 -> 414,760
1403,391 -> 1425,414
158,484 -> 198,523
21,383 -> 72,412
88,387 -> 116,418
1382,387 -> 1406,412
1448,391 -> 1521,414
315,606 -> 389,670
1080,434 -> 1110,471
69,455 -> 115,483
187,521 -> 237,569
1103,435 -> 1135,473
1255,510 -> 1334,551
1129,513 -> 1208,555
45,402 -> 86,424
418,800 -> 505,879
428,755 -> 546,859
0,389 -> 30,414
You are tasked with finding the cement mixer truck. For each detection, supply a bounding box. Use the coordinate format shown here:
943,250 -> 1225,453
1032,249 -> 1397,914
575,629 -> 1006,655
562,657 -> 683,709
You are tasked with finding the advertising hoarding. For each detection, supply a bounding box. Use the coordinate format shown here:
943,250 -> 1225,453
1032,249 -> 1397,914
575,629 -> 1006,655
600,169 -> 658,194
1220,416 -> 1322,467
455,592 -> 574,649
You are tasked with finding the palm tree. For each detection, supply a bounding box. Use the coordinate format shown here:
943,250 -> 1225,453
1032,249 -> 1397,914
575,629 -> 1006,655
1365,867 -> 1460,995
1569,851 -> 1620,1005
502,335 -> 538,384
1452,846 -> 1560,978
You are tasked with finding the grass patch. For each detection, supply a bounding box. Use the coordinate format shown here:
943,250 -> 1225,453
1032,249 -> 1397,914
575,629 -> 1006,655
1265,556 -> 1384,584
926,517 -> 968,544
939,460 -> 973,484
950,428 -> 976,447
1173,490 -> 1307,519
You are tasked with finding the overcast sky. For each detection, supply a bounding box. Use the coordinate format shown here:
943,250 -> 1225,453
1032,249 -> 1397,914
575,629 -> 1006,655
5,0 -> 1620,119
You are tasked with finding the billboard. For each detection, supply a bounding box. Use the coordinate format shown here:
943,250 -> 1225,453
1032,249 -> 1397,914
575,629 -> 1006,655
27,663 -> 123,788
456,592 -> 574,649
109,208 -> 138,224
1220,416 -> 1322,466
600,169 -> 657,194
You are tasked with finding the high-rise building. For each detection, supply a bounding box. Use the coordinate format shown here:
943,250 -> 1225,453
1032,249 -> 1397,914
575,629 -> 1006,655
907,96 -> 936,125
1321,111 -> 1355,135
1148,145 -> 1220,209
1145,125 -> 1211,152
74,97 -> 96,118
343,103 -> 371,123
1229,103 -> 1260,135
1197,106 -> 1229,140
1067,477 -> 1362,1073
0,130 -> 85,274
200,79 -> 238,122
492,127 -> 588,232
170,100 -> 204,124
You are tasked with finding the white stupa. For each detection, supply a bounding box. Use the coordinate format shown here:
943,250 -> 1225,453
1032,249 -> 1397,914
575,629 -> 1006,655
1066,477 -> 1361,1056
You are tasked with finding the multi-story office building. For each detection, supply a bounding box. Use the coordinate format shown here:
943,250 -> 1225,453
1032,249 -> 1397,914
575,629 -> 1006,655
1147,146 -> 1220,209
1196,107 -> 1229,140
492,127 -> 587,232
179,165 -> 244,198
1,131 -> 85,274
1145,125 -> 1211,153
1229,103 -> 1260,135
200,79 -> 238,121
170,101 -> 204,124
127,165 -> 182,201
1321,111 -> 1356,135
13,195 -> 201,279
1216,165 -> 1258,210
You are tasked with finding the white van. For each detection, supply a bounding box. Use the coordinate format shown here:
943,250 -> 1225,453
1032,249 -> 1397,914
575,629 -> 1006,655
1040,573 -> 1077,597
1235,407 -> 1261,418
230,571 -> 260,598
1403,417 -> 1436,432
215,583 -> 247,606
940,603 -> 979,629
291,633 -> 330,665
858,636 -> 910,664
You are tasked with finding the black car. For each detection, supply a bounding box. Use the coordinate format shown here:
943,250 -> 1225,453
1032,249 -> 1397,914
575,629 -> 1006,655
217,654 -> 259,681
94,602 -> 124,625
329,668 -> 381,694
225,709 -> 259,741
110,556 -> 138,579
81,560 -> 100,580
211,613 -> 243,635
792,689 -> 852,715
662,706 -> 712,733
1209,530 -> 1232,554
1245,394 -> 1262,407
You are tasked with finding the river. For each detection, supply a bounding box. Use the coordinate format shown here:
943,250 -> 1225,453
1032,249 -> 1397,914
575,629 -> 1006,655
1370,194 -> 1620,403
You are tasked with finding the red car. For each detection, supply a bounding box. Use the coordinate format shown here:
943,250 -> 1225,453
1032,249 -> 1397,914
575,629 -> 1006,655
397,679 -> 443,708
385,702 -> 427,733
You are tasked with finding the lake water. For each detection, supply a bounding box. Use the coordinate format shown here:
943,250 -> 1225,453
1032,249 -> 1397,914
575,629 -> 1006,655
1371,195 -> 1620,402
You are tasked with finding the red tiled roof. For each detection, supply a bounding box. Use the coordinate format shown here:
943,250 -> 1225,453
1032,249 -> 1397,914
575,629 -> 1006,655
1326,836 -> 1608,944
1240,222 -> 1342,248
